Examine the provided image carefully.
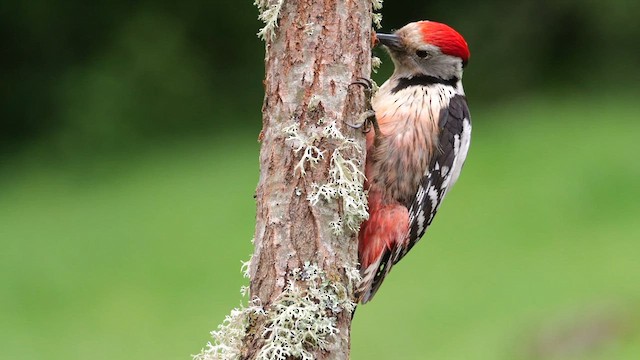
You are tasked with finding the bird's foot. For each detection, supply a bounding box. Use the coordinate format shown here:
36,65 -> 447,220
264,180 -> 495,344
345,109 -> 377,133
346,78 -> 381,136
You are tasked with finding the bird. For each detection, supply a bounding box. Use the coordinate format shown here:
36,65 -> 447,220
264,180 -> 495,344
355,20 -> 472,303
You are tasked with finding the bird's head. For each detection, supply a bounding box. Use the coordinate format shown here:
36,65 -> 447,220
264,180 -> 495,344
376,21 -> 470,81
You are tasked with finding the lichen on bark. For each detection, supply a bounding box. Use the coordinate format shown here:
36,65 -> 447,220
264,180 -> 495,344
196,0 -> 376,359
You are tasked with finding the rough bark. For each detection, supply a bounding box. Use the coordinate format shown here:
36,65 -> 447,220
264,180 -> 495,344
244,1 -> 372,359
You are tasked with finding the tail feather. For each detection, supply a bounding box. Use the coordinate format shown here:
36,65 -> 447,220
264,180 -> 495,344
357,247 -> 397,303
357,191 -> 410,303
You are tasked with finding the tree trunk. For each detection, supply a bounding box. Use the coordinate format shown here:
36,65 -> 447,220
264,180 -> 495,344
244,1 -> 372,359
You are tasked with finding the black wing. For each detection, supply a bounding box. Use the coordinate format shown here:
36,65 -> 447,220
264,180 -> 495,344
397,94 -> 472,263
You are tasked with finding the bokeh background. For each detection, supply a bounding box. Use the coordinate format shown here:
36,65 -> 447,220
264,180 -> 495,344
2,1 -> 640,359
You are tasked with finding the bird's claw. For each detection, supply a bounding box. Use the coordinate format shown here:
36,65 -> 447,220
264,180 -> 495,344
346,78 -> 380,136
349,77 -> 374,91
345,110 -> 377,133
349,77 -> 376,101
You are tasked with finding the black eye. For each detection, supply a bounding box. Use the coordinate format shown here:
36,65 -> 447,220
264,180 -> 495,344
415,50 -> 429,58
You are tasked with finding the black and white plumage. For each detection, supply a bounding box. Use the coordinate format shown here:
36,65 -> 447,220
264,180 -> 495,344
356,21 -> 473,303
402,94 -> 471,262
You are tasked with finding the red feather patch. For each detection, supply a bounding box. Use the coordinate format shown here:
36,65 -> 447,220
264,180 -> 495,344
418,21 -> 470,64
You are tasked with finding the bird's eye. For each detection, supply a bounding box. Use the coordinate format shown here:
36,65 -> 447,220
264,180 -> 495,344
415,50 -> 429,59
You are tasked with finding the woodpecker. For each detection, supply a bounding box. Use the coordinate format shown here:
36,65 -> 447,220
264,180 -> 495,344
356,21 -> 472,303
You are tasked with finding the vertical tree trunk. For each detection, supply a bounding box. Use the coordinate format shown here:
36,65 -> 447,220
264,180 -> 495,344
244,1 -> 372,359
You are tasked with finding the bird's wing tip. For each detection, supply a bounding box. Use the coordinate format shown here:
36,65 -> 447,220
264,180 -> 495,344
356,259 -> 381,304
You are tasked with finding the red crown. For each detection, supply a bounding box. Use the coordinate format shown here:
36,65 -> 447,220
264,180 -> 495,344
418,21 -> 470,64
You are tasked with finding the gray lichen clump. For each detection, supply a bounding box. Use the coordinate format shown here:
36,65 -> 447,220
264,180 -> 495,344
284,120 -> 369,234
371,0 -> 383,29
255,0 -> 383,41
305,122 -> 369,234
254,0 -> 284,41
256,263 -> 358,360
194,263 -> 359,360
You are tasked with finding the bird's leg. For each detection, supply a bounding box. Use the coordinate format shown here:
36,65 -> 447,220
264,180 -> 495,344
346,78 -> 381,139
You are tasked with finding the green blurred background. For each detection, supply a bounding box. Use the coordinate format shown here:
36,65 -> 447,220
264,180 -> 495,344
2,1 -> 640,359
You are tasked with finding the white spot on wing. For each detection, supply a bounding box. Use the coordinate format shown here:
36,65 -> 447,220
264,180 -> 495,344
443,118 -> 471,191
427,185 -> 439,222
417,209 -> 425,235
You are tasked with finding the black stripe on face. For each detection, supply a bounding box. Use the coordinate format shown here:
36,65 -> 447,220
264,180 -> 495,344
390,75 -> 459,93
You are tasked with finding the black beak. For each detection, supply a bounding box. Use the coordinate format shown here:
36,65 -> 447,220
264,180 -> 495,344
376,33 -> 402,50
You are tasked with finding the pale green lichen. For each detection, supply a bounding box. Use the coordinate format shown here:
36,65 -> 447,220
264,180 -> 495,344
371,1 -> 384,71
195,262 -> 358,360
307,121 -> 368,233
256,263 -> 357,360
284,123 -> 326,176
329,216 -> 344,236
241,258 -> 252,279
372,55 -> 382,73
344,264 -> 362,291
194,303 -> 265,360
255,0 -> 284,41
194,259 -> 264,360
286,120 -> 368,233
372,0 -> 383,29
372,13 -> 383,29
